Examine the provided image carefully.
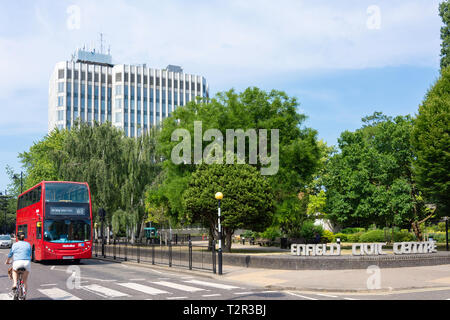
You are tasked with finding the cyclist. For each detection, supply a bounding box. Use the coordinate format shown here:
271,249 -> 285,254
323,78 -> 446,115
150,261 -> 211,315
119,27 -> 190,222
4,233 -> 31,295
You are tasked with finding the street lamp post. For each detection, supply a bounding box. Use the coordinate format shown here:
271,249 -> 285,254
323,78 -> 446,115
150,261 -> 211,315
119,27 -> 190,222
215,192 -> 223,275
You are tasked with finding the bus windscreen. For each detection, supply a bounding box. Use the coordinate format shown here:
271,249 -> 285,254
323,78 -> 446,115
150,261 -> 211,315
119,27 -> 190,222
44,219 -> 91,243
45,183 -> 89,203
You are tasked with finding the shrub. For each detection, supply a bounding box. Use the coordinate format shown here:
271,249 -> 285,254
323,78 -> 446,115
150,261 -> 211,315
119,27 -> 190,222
347,232 -> 363,242
333,233 -> 348,242
437,222 -> 447,232
393,229 -> 416,242
359,230 -> 386,242
299,221 -> 324,242
341,227 -> 365,234
242,230 -> 257,239
258,226 -> 281,241
321,230 -> 335,243
428,232 -> 446,242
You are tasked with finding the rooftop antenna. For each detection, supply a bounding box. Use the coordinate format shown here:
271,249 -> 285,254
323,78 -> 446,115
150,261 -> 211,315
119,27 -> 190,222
99,32 -> 106,54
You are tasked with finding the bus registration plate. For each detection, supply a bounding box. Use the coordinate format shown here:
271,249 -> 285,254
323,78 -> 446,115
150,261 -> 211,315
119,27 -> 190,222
63,256 -> 74,260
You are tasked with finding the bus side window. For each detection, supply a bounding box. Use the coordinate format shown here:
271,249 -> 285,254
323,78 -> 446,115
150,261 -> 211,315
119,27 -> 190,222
18,224 -> 28,239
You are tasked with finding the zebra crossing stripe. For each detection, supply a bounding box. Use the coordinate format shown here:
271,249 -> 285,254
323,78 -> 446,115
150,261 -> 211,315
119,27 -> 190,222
117,282 -> 170,295
38,288 -> 81,300
82,284 -> 129,298
0,293 -> 11,300
184,279 -> 240,290
152,281 -> 205,292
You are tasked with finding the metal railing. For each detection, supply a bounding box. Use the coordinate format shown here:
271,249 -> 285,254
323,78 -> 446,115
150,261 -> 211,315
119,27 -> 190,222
92,236 -> 217,274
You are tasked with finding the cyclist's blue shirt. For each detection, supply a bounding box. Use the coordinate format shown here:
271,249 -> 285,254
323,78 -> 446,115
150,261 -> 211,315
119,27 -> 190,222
8,241 -> 31,261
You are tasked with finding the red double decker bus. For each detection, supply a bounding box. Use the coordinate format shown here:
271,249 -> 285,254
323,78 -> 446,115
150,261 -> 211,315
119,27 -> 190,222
16,181 -> 93,262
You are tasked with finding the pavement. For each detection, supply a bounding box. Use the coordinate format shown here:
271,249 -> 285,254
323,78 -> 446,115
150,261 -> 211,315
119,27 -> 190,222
185,242 -> 450,294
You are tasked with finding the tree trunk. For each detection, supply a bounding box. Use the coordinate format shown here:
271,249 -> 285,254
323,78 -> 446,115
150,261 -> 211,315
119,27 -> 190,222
224,230 -> 233,253
412,221 -> 422,241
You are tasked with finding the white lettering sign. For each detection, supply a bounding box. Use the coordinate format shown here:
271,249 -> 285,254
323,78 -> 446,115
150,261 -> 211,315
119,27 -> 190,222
393,241 -> 437,255
291,244 -> 341,256
352,243 -> 387,256
290,241 -> 438,257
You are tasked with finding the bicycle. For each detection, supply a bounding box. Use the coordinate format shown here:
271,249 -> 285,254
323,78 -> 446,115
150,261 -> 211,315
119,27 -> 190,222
12,267 -> 27,300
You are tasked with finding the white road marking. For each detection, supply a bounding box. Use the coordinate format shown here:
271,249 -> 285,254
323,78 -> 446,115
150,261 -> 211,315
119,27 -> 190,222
316,293 -> 338,298
184,279 -> 240,290
202,294 -> 221,297
167,296 -> 188,300
82,284 -> 129,298
81,277 -> 117,282
38,288 -> 81,300
344,297 -> 358,300
0,293 -> 11,300
152,281 -> 205,292
40,283 -> 58,287
286,291 -> 318,300
129,278 -> 146,281
117,282 -> 170,295
234,292 -> 256,295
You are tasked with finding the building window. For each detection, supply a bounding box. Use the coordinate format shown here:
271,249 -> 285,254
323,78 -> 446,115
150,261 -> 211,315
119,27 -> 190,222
58,69 -> 65,79
116,73 -> 122,82
116,85 -> 122,95
58,82 -> 65,93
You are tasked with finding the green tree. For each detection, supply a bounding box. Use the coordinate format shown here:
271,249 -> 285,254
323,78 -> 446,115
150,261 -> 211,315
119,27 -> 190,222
183,163 -> 275,252
55,122 -> 126,222
412,66 -> 450,215
324,113 -> 430,239
158,87 -> 321,229
440,1 -> 450,69
18,129 -> 68,189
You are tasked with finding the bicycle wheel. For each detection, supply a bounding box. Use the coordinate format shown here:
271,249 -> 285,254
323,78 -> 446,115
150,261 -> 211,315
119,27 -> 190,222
13,284 -> 19,300
19,280 -> 26,300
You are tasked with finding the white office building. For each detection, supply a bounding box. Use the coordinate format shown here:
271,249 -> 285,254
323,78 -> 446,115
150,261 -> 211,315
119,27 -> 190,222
48,49 -> 209,137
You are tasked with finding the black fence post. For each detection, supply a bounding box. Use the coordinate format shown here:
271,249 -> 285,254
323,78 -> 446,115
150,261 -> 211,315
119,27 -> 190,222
189,239 -> 193,270
137,239 -> 141,263
212,240 -> 217,274
113,238 -> 116,260
152,242 -> 155,265
124,239 -> 128,262
169,240 -> 172,267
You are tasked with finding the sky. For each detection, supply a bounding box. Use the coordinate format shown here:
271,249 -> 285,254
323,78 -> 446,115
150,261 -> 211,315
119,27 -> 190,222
0,0 -> 443,191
